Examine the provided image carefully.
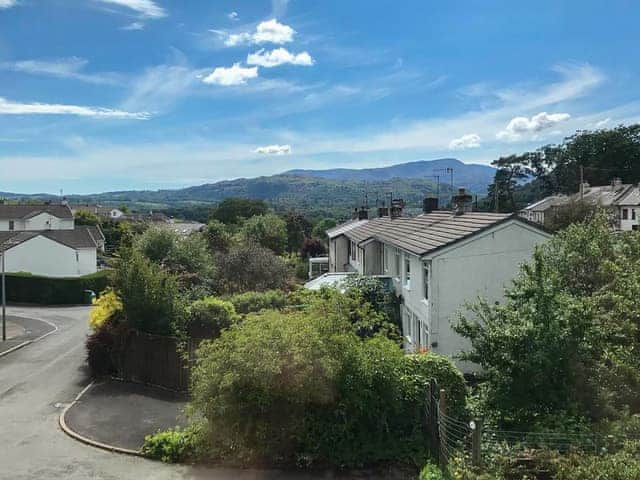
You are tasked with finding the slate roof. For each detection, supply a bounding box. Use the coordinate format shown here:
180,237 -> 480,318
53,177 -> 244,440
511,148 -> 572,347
333,211 -> 534,256
0,204 -> 73,220
0,227 -> 98,253
326,219 -> 369,239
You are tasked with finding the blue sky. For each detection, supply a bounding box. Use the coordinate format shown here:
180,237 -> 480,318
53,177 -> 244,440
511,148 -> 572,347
1,0 -> 639,194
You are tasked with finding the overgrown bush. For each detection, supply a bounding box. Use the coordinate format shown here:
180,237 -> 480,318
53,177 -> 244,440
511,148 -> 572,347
86,322 -> 129,377
215,243 -> 288,293
189,307 -> 467,468
419,463 -> 446,480
226,290 -> 288,314
182,297 -> 239,338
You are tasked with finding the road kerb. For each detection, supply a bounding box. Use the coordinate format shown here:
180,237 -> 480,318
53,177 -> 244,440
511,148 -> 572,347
59,380 -> 143,457
0,314 -> 58,359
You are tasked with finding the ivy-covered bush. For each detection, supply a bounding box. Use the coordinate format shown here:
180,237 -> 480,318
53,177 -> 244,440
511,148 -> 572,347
142,425 -> 202,463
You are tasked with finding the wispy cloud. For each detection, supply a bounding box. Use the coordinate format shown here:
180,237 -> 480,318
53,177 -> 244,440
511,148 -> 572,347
0,0 -> 17,9
122,21 -> 145,30
202,63 -> 258,86
496,112 -> 571,141
247,48 -> 314,68
227,11 -> 238,21
0,57 -> 123,86
0,97 -> 148,119
95,0 -> 166,19
449,133 -> 481,150
215,19 -> 295,47
254,144 -> 291,155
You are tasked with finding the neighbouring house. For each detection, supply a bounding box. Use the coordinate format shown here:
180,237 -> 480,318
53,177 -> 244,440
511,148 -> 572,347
71,203 -> 125,220
520,179 -> 640,231
0,203 -> 102,277
325,190 -> 550,371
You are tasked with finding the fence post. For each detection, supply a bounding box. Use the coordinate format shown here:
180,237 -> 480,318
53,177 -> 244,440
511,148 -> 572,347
472,418 -> 482,467
439,388 -> 448,467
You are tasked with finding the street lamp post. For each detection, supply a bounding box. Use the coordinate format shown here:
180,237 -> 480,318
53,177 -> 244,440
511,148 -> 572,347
1,252 -> 5,342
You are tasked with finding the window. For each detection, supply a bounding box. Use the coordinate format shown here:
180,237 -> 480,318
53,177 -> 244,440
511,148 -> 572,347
8,220 -> 14,231
382,245 -> 388,272
633,209 -> 637,221
350,241 -> 356,261
623,208 -> 629,220
423,265 -> 429,300
402,306 -> 429,351
394,250 -> 401,277
404,257 -> 411,289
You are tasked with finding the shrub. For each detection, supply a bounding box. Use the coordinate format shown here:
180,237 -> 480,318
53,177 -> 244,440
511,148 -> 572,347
554,441 -> 640,480
300,237 -> 326,259
86,322 -> 129,377
183,297 -> 239,338
142,425 -> 201,463
4,270 -> 110,305
189,306 -> 467,467
89,289 -> 123,330
215,243 -> 288,293
226,290 -> 288,314
419,463 -> 446,480
112,248 -> 180,335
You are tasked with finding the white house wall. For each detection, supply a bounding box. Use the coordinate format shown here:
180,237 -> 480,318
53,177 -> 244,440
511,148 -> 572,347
24,213 -> 74,230
427,221 -> 549,371
4,236 -> 96,277
329,236 -> 349,272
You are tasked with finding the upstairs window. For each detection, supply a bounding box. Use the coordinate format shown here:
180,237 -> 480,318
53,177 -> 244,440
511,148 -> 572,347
404,258 -> 411,289
8,220 -> 14,231
633,209 -> 637,221
423,265 -> 429,300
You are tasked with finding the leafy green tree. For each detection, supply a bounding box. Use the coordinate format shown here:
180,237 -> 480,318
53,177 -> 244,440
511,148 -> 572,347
487,154 -> 531,212
456,214 -> 640,427
112,248 -> 180,335
283,211 -> 312,252
74,210 -> 101,226
134,227 -> 178,264
210,198 -> 268,224
544,199 -> 599,232
215,243 -> 288,293
239,213 -> 287,254
204,219 -> 232,252
312,218 -> 337,241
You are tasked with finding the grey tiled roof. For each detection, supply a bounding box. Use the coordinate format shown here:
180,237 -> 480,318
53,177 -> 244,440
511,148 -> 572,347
335,211 -> 525,256
0,227 -> 98,253
326,219 -> 369,239
0,204 -> 73,220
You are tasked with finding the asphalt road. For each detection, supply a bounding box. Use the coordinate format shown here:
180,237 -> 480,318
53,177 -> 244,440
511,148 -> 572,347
0,306 -> 396,480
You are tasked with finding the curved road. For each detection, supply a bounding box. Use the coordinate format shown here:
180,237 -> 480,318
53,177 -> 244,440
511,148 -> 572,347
0,306 -> 334,480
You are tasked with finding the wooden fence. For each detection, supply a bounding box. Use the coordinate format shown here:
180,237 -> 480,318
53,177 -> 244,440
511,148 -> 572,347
114,330 -> 198,392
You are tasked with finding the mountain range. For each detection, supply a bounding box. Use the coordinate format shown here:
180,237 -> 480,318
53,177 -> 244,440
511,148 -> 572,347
1,158 -> 496,219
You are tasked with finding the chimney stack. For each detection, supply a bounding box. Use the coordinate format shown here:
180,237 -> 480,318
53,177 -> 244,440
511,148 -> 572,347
390,198 -> 405,218
451,187 -> 473,215
377,201 -> 389,218
357,206 -> 369,220
423,197 -> 438,214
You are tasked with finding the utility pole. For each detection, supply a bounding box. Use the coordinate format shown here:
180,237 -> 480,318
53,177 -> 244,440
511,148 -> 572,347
2,253 -> 5,342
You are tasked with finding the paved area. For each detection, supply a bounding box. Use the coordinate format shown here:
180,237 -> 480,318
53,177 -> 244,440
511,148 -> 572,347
64,379 -> 188,451
0,314 -> 56,355
0,306 -> 411,480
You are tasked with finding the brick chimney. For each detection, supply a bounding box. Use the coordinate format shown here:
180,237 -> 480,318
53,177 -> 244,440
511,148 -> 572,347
423,197 -> 438,214
390,198 -> 405,218
451,187 -> 473,215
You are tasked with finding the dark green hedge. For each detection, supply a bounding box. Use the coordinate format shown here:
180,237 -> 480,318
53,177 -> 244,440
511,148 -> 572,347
4,271 -> 110,305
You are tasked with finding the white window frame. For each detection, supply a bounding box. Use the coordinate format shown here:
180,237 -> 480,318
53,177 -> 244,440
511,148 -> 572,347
404,256 -> 411,290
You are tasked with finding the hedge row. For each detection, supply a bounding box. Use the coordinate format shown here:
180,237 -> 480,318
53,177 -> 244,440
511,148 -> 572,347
4,271 -> 110,305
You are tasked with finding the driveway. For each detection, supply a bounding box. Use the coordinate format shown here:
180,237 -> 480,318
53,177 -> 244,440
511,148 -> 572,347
0,306 -> 410,480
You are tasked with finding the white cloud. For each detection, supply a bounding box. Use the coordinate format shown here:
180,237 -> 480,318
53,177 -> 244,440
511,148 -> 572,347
96,0 -> 166,19
0,97 -> 148,119
218,19 -> 295,47
202,63 -> 258,86
227,11 -> 238,20
0,57 -> 122,86
0,0 -> 17,9
595,117 -> 611,128
247,48 -> 314,68
122,21 -> 144,30
123,64 -> 201,111
254,144 -> 291,155
449,133 -> 481,150
496,112 -> 571,141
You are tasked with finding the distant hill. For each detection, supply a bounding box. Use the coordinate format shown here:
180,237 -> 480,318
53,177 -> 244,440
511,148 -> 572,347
285,158 -> 495,193
1,159 -> 495,220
